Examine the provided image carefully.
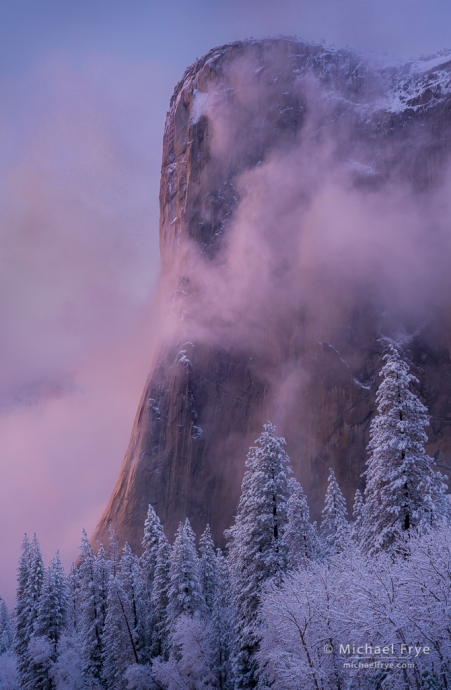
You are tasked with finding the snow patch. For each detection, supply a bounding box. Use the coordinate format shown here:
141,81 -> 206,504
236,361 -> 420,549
191,89 -> 210,124
346,159 -> 378,177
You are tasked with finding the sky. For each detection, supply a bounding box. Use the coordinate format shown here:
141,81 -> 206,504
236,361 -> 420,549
0,0 -> 450,604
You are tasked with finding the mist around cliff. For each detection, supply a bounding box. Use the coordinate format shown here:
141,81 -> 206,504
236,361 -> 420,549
163,48 -> 451,423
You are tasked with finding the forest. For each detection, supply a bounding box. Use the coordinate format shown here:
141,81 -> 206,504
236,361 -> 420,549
1,345 -> 450,690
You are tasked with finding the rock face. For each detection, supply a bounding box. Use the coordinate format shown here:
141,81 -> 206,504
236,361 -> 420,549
93,39 -> 451,553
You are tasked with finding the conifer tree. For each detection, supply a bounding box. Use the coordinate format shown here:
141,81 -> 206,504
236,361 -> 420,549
28,551 -> 69,690
199,525 -> 218,616
0,598 -> 12,655
167,518 -> 206,647
78,530 -> 109,686
14,533 -> 45,690
225,423 -> 292,689
14,534 -> 32,687
35,552 -> 68,647
210,550 -> 234,690
150,534 -> 171,659
321,468 -> 349,556
67,563 -> 81,634
140,504 -> 164,590
351,489 -> 364,543
28,534 -> 45,632
108,527 -> 119,577
102,575 -> 138,690
118,544 -> 146,662
283,478 -> 319,568
140,504 -> 164,658
361,346 -> 448,555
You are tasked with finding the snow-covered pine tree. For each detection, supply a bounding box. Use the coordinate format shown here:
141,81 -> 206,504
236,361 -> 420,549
361,345 -> 448,555
199,525 -> 218,616
14,533 -> 45,690
78,530 -> 110,686
108,527 -> 119,577
150,533 -> 171,659
321,468 -> 349,556
225,423 -> 292,689
28,551 -> 69,690
351,489 -> 364,543
140,504 -> 164,659
35,552 -> 68,648
13,534 -> 32,687
0,598 -> 12,655
166,519 -> 206,648
67,563 -> 81,634
118,543 -> 146,663
140,504 -> 164,589
210,550 -> 234,690
102,575 -> 138,690
283,478 -> 319,568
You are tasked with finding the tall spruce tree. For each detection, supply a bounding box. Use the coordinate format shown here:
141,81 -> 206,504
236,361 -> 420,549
210,550 -> 234,690
225,423 -> 292,689
29,552 -> 69,690
14,534 -> 32,687
140,504 -> 164,589
321,468 -> 349,556
67,563 -> 81,635
283,478 -> 319,568
167,519 -> 206,647
117,544 -> 146,662
351,489 -> 364,543
78,531 -> 110,686
361,346 -> 448,555
35,552 -> 68,648
150,534 -> 171,659
14,533 -> 45,690
102,575 -> 138,690
0,598 -> 12,655
199,525 -> 218,616
140,504 -> 165,659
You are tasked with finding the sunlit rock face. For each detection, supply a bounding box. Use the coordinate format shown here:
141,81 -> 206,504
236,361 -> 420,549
93,38 -> 451,552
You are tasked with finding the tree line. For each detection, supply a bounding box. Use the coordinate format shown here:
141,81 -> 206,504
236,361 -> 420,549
0,344 -> 450,689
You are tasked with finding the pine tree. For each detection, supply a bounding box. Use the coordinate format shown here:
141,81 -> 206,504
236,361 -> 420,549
140,504 -> 164,659
108,527 -> 119,577
118,544 -> 146,663
102,575 -> 138,690
351,488 -> 364,543
361,346 -> 448,555
14,533 -> 45,690
150,534 -> 171,659
35,552 -> 68,647
29,551 -> 69,690
321,468 -> 349,556
283,478 -> 319,568
140,504 -> 164,590
166,519 -> 206,648
14,534 -> 32,687
67,563 -> 81,634
210,550 -> 234,690
199,525 -> 218,616
28,534 -> 45,634
78,531 -> 110,686
225,423 -> 292,689
0,598 -> 12,655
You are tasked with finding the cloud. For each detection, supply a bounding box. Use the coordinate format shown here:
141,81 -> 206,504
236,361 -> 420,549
0,53 -> 164,603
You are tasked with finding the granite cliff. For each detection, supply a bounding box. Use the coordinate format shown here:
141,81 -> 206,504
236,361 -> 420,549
93,38 -> 451,552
